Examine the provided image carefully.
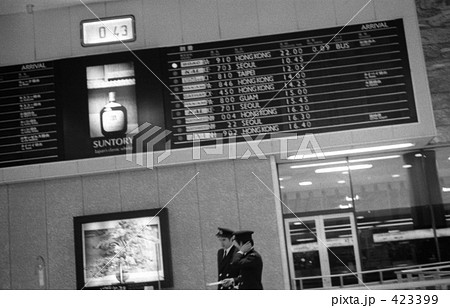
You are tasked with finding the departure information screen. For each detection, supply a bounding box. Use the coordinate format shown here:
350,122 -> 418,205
164,19 -> 417,147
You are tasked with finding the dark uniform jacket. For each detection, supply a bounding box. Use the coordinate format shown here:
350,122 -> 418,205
217,245 -> 239,290
231,248 -> 263,290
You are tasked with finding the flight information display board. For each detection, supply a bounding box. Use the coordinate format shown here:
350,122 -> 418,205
164,19 -> 417,147
0,61 -> 60,168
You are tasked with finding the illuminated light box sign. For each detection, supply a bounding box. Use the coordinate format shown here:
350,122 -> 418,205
81,15 -> 136,47
58,49 -> 166,160
163,19 -> 418,147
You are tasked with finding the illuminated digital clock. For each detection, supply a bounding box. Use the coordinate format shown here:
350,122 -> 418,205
81,15 -> 136,47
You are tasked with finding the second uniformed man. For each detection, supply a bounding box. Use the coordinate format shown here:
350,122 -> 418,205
216,227 -> 239,290
222,230 -> 263,290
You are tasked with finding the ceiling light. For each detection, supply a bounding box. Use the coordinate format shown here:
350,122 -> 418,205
296,238 -> 312,242
358,221 -> 382,226
377,222 -> 412,228
402,164 -> 412,168
289,155 -> 401,169
339,204 -> 353,209
415,153 -> 423,157
443,187 -> 450,193
299,181 -> 313,186
358,226 -> 374,229
280,186 -> 285,189
342,171 -> 349,174
337,180 -> 346,184
392,174 -> 400,178
293,222 -> 302,225
345,195 -> 360,201
290,160 -> 347,169
315,164 -> 372,174
384,218 -> 412,223
287,143 -> 414,160
349,155 -> 401,163
279,176 -> 292,181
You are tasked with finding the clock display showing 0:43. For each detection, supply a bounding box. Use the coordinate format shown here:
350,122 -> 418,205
81,15 -> 136,47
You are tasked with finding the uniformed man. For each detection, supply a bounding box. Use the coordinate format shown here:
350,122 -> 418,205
222,230 -> 263,290
216,227 -> 239,290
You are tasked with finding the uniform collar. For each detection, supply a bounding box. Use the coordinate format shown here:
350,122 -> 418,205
224,245 -> 234,255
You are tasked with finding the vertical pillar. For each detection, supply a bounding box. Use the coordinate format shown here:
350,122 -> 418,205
404,151 -> 445,262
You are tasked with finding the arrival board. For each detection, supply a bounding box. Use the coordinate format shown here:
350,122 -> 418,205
0,61 -> 60,167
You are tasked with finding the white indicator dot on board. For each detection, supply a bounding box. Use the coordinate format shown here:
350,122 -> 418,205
172,63 -> 178,69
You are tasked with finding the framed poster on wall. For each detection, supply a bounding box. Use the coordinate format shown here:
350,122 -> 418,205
73,208 -> 172,290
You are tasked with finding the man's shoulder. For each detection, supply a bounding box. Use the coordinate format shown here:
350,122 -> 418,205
246,249 -> 262,259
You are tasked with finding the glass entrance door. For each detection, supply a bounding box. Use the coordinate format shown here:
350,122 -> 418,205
285,212 -> 362,289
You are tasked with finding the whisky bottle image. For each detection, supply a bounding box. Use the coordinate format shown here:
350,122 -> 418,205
100,91 -> 128,137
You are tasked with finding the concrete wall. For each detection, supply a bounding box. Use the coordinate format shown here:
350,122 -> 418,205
0,0 -> 413,66
0,158 -> 285,289
417,0 -> 450,144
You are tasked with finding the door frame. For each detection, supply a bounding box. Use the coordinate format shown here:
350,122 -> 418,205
284,212 -> 362,289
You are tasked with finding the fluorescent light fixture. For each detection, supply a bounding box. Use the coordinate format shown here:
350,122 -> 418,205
288,143 -> 414,160
345,195 -> 360,201
416,153 -> 423,157
299,181 -> 313,186
289,155 -> 401,169
384,218 -> 412,223
349,155 -> 401,163
280,186 -> 285,189
293,222 -> 302,225
324,225 -> 352,230
392,174 -> 400,178
337,180 -> 346,184
342,171 -> 349,174
315,164 -> 372,174
377,222 -> 412,228
402,164 -> 412,168
290,160 -> 347,169
356,216 -> 365,219
279,176 -> 292,181
443,187 -> 450,193
339,204 -> 353,209
358,221 -> 382,226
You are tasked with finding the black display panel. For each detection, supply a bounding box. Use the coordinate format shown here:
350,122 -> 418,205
163,19 -> 417,147
0,61 -> 62,168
